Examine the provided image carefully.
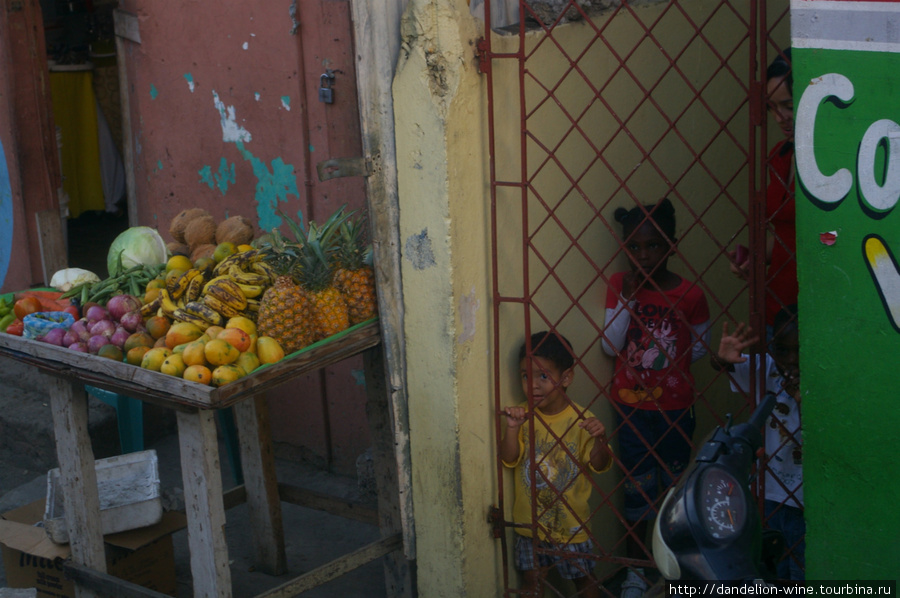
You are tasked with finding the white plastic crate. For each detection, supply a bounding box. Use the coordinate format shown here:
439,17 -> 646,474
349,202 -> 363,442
43,449 -> 163,544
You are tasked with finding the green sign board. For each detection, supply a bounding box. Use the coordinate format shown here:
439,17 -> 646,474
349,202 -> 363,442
793,0 -> 900,578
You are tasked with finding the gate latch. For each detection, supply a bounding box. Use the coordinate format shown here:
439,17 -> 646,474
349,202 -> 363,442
318,70 -> 335,104
488,505 -> 504,539
316,157 -> 372,181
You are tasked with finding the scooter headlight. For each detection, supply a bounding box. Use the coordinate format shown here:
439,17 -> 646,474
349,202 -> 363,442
652,489 -> 681,580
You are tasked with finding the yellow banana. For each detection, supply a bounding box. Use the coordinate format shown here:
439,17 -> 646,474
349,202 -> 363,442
235,282 -> 265,299
140,296 -> 162,317
202,294 -> 242,319
184,301 -> 224,326
207,279 -> 247,310
250,261 -> 278,284
185,273 -> 206,303
201,275 -> 233,295
227,265 -> 270,286
158,288 -> 179,318
243,298 -> 260,314
172,309 -> 211,331
213,250 -> 259,276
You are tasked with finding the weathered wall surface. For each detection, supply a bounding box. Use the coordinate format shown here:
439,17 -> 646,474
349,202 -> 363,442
793,0 -> 900,578
116,0 -> 371,472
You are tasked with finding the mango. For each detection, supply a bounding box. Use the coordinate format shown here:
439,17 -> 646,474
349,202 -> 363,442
256,336 -> 285,364
141,347 -> 173,371
166,321 -> 203,349
204,338 -> 239,366
211,364 -> 244,387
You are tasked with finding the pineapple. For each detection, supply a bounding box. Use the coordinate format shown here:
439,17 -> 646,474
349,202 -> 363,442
297,218 -> 350,341
256,231 -> 314,353
333,218 -> 377,324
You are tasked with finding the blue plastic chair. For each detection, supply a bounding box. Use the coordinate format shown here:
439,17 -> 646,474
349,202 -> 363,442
85,385 -> 243,485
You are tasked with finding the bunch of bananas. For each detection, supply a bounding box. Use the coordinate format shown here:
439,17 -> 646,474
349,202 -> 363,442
142,249 -> 278,330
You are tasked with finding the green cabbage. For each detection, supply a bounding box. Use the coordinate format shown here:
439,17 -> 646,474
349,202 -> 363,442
107,226 -> 167,276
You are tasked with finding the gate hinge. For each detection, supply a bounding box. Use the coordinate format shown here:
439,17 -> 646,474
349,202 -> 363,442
476,37 -> 491,75
488,505 -> 504,538
316,157 -> 372,182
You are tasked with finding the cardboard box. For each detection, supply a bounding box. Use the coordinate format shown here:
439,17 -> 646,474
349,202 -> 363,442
0,499 -> 185,598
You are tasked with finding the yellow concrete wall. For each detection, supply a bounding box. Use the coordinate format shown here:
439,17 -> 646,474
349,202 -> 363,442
394,0 -> 787,594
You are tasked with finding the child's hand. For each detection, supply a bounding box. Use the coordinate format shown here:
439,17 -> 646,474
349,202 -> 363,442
579,417 -> 607,439
503,406 -> 528,429
716,321 -> 758,364
728,247 -> 750,280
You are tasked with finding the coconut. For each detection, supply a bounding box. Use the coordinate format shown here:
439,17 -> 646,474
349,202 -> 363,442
167,241 -> 191,257
184,215 -> 217,248
216,216 -> 255,246
169,208 -> 211,243
190,243 -> 217,262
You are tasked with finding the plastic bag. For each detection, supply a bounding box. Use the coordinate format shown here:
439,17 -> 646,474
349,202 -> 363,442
23,311 -> 75,340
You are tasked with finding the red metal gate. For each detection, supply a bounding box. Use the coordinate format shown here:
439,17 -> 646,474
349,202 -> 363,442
483,1 -> 801,594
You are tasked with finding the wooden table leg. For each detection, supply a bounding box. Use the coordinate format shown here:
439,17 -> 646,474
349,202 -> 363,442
176,409 -> 232,597
363,347 -> 414,598
48,377 -> 105,598
233,395 -> 286,575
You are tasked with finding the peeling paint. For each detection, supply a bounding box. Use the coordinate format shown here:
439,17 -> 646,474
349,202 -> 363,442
458,287 -> 480,344
405,229 -> 436,270
242,42 -> 249,50
351,369 -> 366,386
235,141 -> 299,231
0,137 -> 13,288
212,90 -> 252,143
254,92 -> 261,102
150,84 -> 158,100
199,158 -> 236,195
183,73 -> 195,93
156,160 -> 163,172
281,96 -> 291,111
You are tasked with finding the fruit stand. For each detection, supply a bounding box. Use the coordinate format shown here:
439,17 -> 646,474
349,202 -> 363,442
0,318 -> 406,597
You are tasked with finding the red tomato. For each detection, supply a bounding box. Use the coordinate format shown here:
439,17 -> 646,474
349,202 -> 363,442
63,305 -> 80,319
13,296 -> 42,320
5,319 -> 24,336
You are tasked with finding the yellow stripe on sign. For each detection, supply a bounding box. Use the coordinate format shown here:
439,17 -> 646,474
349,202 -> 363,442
865,236 -> 900,329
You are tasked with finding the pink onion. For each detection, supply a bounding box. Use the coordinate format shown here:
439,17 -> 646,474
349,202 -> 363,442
107,294 -> 142,322
63,329 -> 81,347
88,335 -> 110,354
70,319 -> 91,341
67,341 -> 89,352
110,326 -> 130,349
119,310 -> 143,332
86,305 -> 109,322
89,319 -> 116,338
42,328 -> 67,346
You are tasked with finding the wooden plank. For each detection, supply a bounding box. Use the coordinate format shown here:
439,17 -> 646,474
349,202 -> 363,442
256,534 -> 402,598
233,396 -> 286,575
64,562 -> 172,598
113,9 -> 141,44
277,483 -> 378,525
176,410 -> 232,597
114,10 -> 139,228
35,209 -> 67,284
349,0 -> 416,561
0,320 -> 381,410
48,377 -> 105,598
363,347 -> 415,596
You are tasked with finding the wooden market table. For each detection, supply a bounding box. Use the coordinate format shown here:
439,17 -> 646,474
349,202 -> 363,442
0,319 -> 408,598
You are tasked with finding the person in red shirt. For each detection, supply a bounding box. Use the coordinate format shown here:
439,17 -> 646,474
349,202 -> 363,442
733,48 -> 796,339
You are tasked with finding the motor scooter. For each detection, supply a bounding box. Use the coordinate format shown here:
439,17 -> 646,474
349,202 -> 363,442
651,392 -> 781,581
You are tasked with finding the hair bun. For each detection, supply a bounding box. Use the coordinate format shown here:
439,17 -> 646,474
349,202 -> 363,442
614,207 -> 629,223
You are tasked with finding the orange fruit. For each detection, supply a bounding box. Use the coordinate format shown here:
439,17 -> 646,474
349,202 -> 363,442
213,242 -> 237,263
123,332 -> 155,353
217,327 -> 252,353
182,340 -> 209,367
146,316 -> 171,340
204,338 -> 240,366
211,364 -> 244,387
160,353 -> 186,377
183,364 -> 212,385
97,344 -> 124,361
126,345 -> 151,366
225,315 -> 257,336
256,336 -> 285,364
166,321 -> 203,349
166,255 -> 193,273
236,351 -> 260,376
144,287 -> 161,304
141,347 -> 172,371
146,278 -> 167,291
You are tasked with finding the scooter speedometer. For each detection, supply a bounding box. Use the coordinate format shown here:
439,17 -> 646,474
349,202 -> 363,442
697,467 -> 747,540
